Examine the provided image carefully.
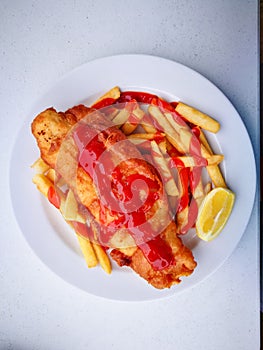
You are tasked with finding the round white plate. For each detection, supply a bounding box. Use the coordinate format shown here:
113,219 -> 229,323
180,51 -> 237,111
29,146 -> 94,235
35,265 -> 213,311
10,54 -> 256,301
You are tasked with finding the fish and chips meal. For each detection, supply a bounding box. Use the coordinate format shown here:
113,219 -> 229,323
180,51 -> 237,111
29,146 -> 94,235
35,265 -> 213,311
31,86 -> 235,289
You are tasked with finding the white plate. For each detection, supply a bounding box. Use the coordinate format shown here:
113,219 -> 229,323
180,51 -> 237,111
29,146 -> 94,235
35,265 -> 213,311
9,54 -> 256,301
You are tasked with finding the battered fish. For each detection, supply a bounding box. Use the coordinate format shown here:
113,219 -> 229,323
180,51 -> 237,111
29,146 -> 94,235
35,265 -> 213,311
31,104 -> 197,289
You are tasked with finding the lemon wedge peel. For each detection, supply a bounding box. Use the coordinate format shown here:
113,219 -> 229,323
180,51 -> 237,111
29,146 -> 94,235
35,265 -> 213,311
196,187 -> 235,242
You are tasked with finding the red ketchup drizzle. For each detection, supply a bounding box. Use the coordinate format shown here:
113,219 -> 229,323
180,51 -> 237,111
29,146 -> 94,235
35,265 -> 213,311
73,123 -> 175,270
91,97 -> 116,109
118,91 -> 158,104
139,236 -> 175,270
189,131 -> 203,192
118,91 -> 177,112
179,199 -> 199,235
179,127 -> 204,234
47,186 -> 60,209
151,97 -> 176,112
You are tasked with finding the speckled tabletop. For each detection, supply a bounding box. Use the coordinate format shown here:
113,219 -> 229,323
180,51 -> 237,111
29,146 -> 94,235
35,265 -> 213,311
0,1 -> 260,349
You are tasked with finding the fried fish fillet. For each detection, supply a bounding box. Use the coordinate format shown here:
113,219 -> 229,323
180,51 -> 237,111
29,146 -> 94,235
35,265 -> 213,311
111,222 -> 196,289
31,105 -> 91,169
31,105 -> 197,289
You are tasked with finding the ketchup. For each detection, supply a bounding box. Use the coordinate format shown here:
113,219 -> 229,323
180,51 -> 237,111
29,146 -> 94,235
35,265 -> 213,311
47,186 -> 60,209
139,236 -> 175,270
117,91 -> 177,112
177,167 -> 190,213
91,97 -> 116,109
118,91 -> 158,104
179,198 -> 199,235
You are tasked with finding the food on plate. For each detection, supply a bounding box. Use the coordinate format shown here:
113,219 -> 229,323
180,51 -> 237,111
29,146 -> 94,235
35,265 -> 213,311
31,86 -> 235,289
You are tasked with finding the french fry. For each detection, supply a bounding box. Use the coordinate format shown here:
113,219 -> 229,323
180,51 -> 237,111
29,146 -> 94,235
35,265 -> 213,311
164,111 -> 219,159
206,164 -> 227,188
191,168 -> 205,202
122,103 -> 145,135
76,234 -> 98,268
31,158 -> 50,174
173,154 -> 223,167
91,86 -> 120,107
112,108 -> 130,126
150,140 -> 179,196
204,182 -> 212,194
199,130 -> 227,188
164,111 -> 192,150
177,207 -> 189,234
46,168 -> 56,182
199,129 -> 213,153
175,102 -> 220,133
141,113 -> 158,134
127,133 -> 165,140
128,133 -> 167,153
92,243 -> 112,274
32,174 -> 53,198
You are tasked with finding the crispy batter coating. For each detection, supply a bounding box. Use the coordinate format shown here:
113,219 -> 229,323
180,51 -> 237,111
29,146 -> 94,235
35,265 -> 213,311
111,222 -> 196,289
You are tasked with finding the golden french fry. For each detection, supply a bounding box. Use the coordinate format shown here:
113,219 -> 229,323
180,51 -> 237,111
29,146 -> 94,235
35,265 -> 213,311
175,102 -> 220,133
112,108 -> 130,126
140,113 -> 158,134
122,123 -> 137,135
91,86 -> 120,107
207,154 -> 224,165
92,243 -> 112,274
141,122 -> 158,134
199,130 -> 227,188
158,139 -> 167,154
192,174 -> 205,200
150,140 -> 179,196
164,138 -> 178,156
46,168 -> 56,182
128,133 -> 165,140
32,174 -> 53,198
199,129 -> 213,153
122,104 -> 145,135
31,158 -> 50,174
204,182 -> 212,194
77,234 -> 98,268
128,134 -> 167,153
174,154 -> 223,167
206,165 -> 227,188
176,207 -> 188,233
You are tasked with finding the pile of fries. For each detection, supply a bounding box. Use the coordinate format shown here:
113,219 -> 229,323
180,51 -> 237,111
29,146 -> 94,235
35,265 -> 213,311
31,86 -> 228,275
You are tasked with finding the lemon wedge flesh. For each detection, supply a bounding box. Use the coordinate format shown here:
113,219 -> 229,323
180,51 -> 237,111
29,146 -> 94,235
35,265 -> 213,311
196,187 -> 235,241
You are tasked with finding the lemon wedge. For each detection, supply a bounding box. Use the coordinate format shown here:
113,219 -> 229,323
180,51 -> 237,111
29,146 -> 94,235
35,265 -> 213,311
196,187 -> 235,241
